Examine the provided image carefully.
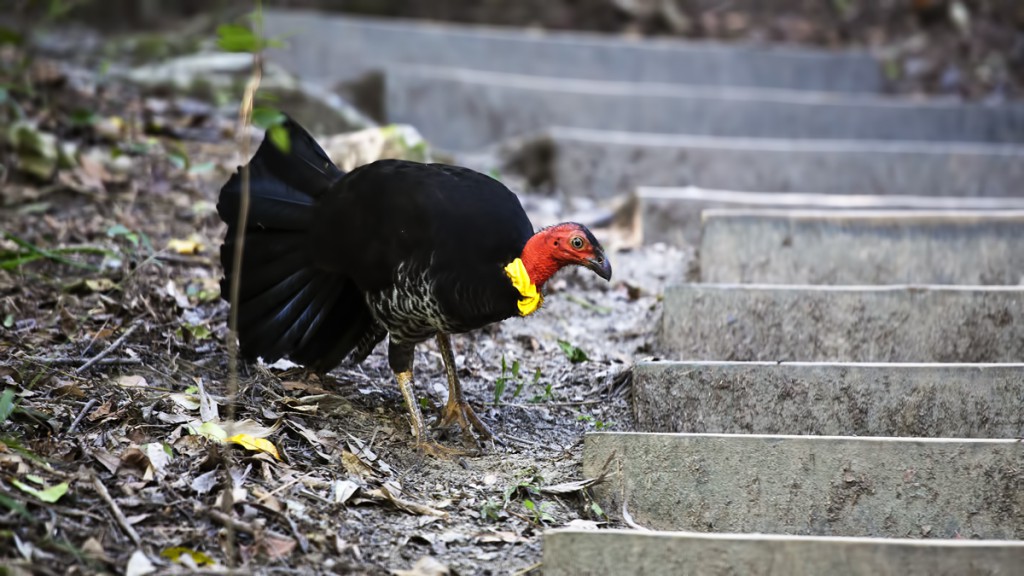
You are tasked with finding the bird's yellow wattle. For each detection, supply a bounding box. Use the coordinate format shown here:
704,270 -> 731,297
504,258 -> 542,316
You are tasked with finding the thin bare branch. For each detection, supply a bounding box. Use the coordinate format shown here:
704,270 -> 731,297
75,323 -> 141,374
91,474 -> 142,546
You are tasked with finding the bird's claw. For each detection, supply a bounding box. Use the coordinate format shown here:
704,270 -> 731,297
415,438 -> 472,459
437,399 -> 494,440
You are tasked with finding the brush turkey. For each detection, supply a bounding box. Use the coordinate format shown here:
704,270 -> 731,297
218,118 -> 612,454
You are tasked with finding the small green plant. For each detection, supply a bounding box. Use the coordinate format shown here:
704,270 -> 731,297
106,224 -> 155,256
557,340 -> 588,363
493,355 -> 516,405
529,381 -> 556,403
480,499 -> 502,522
0,388 -> 16,425
576,413 -> 615,430
502,469 -> 542,506
493,469 -> 558,525
522,498 -> 555,525
1,230 -> 107,271
493,356 -> 542,405
175,322 -> 212,342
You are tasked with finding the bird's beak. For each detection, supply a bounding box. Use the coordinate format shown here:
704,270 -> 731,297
584,251 -> 612,281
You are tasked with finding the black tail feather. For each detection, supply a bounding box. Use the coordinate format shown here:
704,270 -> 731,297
218,117 -> 382,368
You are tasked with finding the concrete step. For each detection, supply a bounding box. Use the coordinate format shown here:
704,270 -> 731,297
544,528 -> 1024,576
659,284 -> 1024,362
700,210 -> 1024,285
383,66 -> 1024,150
262,9 -> 883,94
639,186 -> 1024,247
519,127 -> 1024,200
632,361 -> 1024,438
584,432 -> 1024,538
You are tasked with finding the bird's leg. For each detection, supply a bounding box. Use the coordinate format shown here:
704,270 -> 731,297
389,340 -> 465,457
435,333 -> 494,440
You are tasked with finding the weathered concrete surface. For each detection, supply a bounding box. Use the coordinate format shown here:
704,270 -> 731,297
639,186 -> 1024,247
544,529 -> 1024,576
632,361 -> 1024,438
700,210 -> 1024,285
659,284 -> 1024,362
527,127 -> 1024,199
262,9 -> 883,93
584,432 -> 1024,538
383,66 -> 1024,150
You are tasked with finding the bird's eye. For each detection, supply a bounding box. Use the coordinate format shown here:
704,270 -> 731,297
570,236 -> 585,250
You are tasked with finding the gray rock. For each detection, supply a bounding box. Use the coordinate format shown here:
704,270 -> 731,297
700,210 -> 1024,285
659,284 -> 1024,362
544,528 -> 1024,576
638,186 -> 1024,247
262,9 -> 882,93
632,361 -> 1024,437
584,432 -> 1024,538
383,66 -> 1024,150
521,127 -> 1024,200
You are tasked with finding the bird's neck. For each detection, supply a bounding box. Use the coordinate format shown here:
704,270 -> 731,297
519,231 -> 561,289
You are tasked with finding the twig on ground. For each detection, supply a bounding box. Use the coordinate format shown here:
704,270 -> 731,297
91,474 -> 142,546
75,323 -> 141,374
22,356 -> 141,367
513,562 -> 543,576
502,434 -> 541,448
208,508 -> 258,536
66,398 -> 97,435
498,400 -> 606,408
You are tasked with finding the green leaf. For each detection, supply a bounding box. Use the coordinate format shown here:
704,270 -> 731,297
107,224 -> 139,247
11,479 -> 69,503
216,23 -> 262,53
0,389 -> 14,424
2,314 -> 13,329
68,109 -> 98,128
267,124 -> 290,154
0,26 -> 24,47
556,340 -> 588,363
251,106 -> 285,128
166,141 -> 190,170
0,491 -> 33,523
178,323 -> 212,341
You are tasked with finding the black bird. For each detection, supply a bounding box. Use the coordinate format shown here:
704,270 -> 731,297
218,118 -> 612,455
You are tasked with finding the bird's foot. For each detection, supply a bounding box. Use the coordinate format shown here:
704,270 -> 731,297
415,437 -> 472,459
437,399 -> 494,440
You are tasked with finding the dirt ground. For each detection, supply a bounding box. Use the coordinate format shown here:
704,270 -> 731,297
0,34 -> 690,574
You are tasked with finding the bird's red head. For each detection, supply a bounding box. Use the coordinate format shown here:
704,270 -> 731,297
519,222 -> 612,288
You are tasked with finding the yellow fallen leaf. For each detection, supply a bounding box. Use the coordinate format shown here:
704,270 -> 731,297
167,238 -> 202,254
160,546 -> 214,566
226,433 -> 281,460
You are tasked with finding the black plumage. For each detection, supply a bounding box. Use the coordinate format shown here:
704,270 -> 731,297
218,117 -> 610,454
